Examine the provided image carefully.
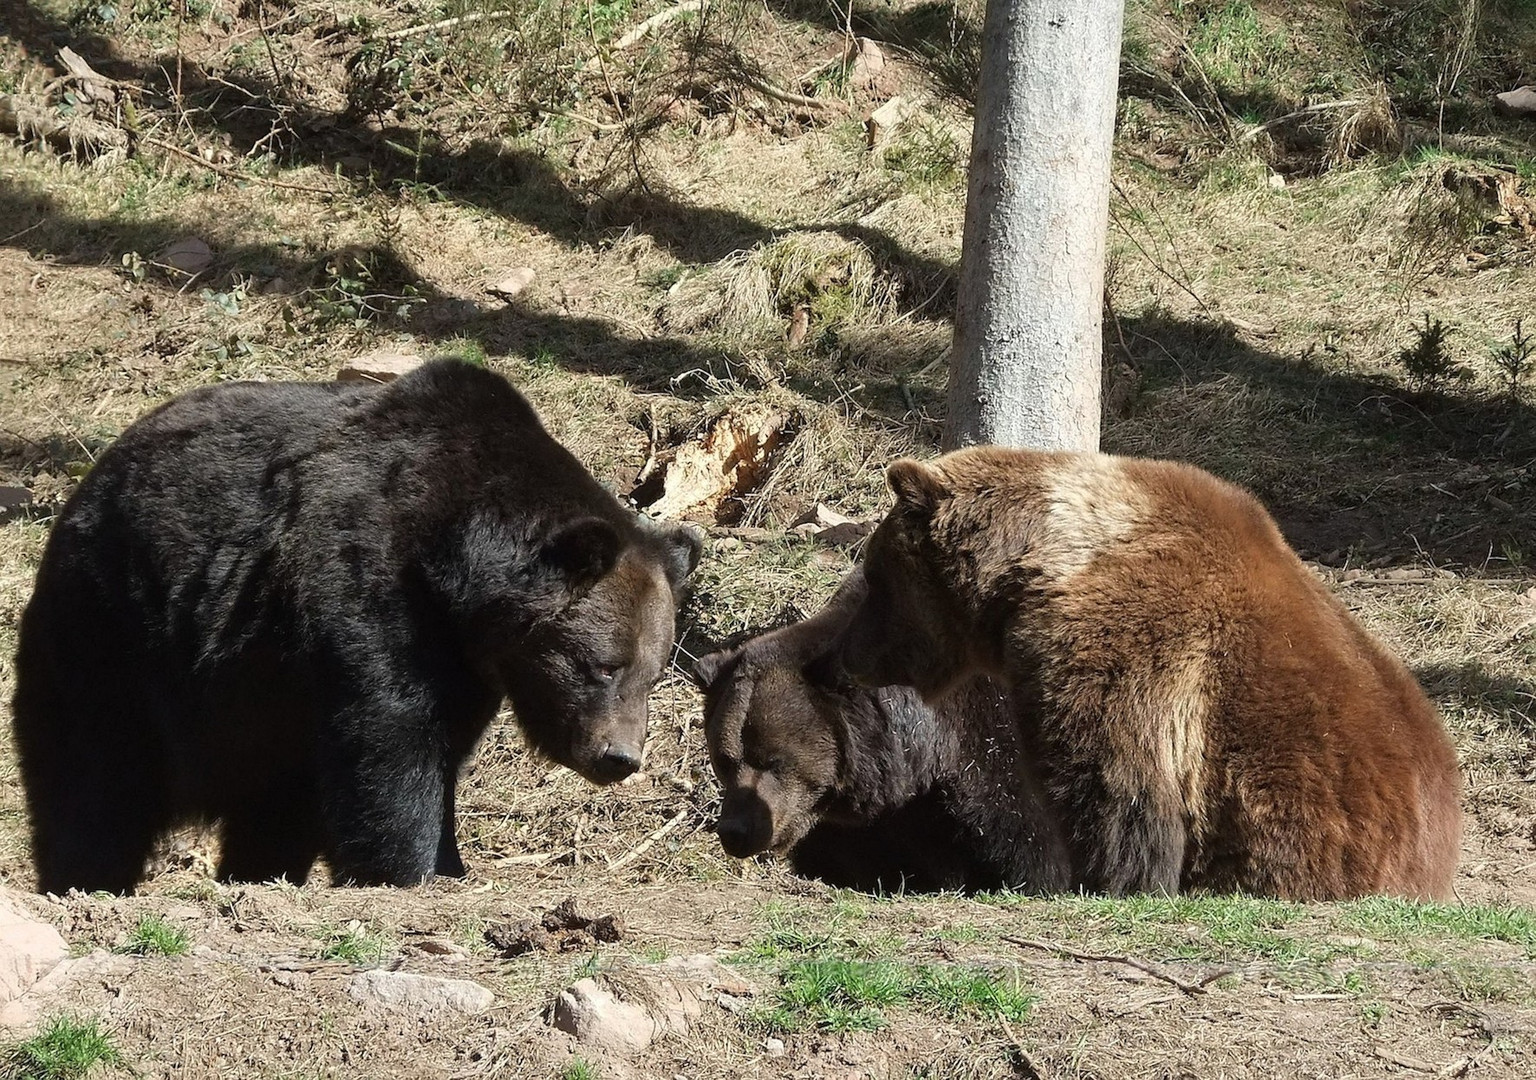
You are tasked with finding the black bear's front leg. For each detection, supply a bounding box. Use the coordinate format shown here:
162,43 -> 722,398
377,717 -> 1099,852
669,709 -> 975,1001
434,781 -> 467,879
217,776 -> 325,885
319,689 -> 450,887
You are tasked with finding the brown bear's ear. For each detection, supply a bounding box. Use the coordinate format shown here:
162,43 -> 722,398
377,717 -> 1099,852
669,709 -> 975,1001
542,517 -> 622,596
886,459 -> 950,514
691,648 -> 738,691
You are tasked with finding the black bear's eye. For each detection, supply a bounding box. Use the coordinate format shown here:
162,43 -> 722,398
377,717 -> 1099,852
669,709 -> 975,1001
589,662 -> 625,683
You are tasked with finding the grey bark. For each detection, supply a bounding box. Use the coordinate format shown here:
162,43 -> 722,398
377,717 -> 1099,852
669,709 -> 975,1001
944,0 -> 1124,452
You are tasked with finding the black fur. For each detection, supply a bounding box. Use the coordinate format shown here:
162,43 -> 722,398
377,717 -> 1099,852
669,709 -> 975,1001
696,570 -> 1074,894
12,359 -> 700,893
798,679 -> 1073,894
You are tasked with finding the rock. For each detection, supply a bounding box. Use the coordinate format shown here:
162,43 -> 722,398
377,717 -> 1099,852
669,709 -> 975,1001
408,938 -> 467,957
1,949 -> 127,1030
849,38 -> 885,91
336,350 -> 424,384
549,956 -> 751,1051
160,237 -> 214,278
0,891 -> 68,1009
1268,172 -> 1286,190
650,954 -> 756,997
0,486 -> 32,524
486,267 -> 537,302
347,970 -> 494,1016
551,978 -> 657,1053
865,95 -> 916,149
765,1037 -> 786,1058
716,992 -> 752,1016
1494,86 -> 1536,119
792,503 -> 874,548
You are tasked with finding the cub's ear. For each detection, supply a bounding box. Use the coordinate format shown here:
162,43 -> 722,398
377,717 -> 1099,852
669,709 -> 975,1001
657,523 -> 704,593
691,648 -> 738,691
886,459 -> 949,514
541,517 -> 622,596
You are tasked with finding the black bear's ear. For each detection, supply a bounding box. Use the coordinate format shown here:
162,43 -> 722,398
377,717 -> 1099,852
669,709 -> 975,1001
542,517 -> 622,596
657,523 -> 704,593
691,648 -> 737,691
886,459 -> 950,514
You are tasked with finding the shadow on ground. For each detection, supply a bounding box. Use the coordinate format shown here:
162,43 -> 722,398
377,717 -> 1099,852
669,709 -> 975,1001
1108,313 -> 1536,572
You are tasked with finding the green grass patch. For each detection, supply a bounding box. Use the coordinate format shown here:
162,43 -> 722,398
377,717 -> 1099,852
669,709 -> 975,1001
1181,0 -> 1296,96
1338,897 -> 1536,957
2,1015 -> 123,1080
981,892 -> 1356,964
762,958 -> 1034,1034
561,1057 -> 599,1080
316,920 -> 385,965
114,914 -> 189,958
734,895 -> 906,963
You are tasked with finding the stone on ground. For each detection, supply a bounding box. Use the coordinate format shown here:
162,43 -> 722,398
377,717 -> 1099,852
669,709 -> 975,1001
348,970 -> 495,1016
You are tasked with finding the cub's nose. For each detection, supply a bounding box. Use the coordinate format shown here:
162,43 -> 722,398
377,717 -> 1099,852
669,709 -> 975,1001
715,817 -> 754,858
590,746 -> 641,783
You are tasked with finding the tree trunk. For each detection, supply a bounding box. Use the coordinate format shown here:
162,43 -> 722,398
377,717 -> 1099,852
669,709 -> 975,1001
944,0 -> 1124,452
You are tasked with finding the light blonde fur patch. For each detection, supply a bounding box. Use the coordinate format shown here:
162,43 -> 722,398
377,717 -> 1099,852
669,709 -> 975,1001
1153,655 -> 1211,818
1036,456 -> 1154,582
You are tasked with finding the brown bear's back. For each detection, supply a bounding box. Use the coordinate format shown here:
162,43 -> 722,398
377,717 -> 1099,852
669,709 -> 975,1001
990,453 -> 1460,900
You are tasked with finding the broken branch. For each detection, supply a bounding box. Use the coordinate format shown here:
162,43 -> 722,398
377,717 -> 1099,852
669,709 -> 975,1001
607,809 -> 689,872
1002,935 -> 1233,996
615,1 -> 706,50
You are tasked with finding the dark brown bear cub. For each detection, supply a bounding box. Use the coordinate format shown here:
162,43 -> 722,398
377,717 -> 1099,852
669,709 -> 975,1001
12,359 -> 701,893
695,571 -> 1072,894
840,447 -> 1462,901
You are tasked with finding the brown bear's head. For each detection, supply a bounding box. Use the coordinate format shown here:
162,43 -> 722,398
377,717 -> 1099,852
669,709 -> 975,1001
840,457 -> 979,699
451,513 -> 702,785
692,576 -> 866,858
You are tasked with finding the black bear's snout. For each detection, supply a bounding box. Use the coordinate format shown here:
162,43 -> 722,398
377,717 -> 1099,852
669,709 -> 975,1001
589,745 -> 642,783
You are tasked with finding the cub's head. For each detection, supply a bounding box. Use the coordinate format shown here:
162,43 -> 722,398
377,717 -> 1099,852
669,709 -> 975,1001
445,513 -> 702,785
840,458 -> 974,698
693,576 -> 866,858
695,654 -> 843,858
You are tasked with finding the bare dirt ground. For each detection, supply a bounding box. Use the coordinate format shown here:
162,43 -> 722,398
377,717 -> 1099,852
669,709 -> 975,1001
2,1 -> 1536,1077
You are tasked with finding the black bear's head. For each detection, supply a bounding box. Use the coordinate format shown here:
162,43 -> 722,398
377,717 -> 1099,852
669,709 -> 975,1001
439,512 -> 702,785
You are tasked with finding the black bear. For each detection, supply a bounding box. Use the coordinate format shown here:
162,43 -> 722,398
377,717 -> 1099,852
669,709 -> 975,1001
839,447 -> 1462,900
694,570 -> 1072,893
12,359 -> 701,893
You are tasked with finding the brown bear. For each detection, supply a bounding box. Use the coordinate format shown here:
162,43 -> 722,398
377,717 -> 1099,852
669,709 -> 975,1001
838,447 -> 1462,901
12,359 -> 701,893
694,570 -> 1073,893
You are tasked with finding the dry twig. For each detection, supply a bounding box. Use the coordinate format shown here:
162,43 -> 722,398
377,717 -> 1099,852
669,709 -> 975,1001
1240,99 -> 1364,143
741,74 -> 843,112
998,1016 -> 1045,1080
381,10 -> 520,41
1002,935 -> 1233,996
615,1 -> 706,50
144,137 -> 342,196
607,808 -> 690,872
